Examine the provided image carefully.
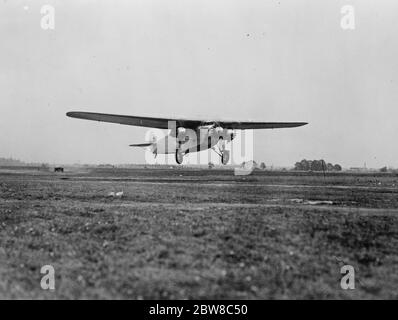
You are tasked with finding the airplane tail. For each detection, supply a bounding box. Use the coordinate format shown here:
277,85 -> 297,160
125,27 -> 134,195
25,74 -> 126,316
129,134 -> 158,156
129,143 -> 153,147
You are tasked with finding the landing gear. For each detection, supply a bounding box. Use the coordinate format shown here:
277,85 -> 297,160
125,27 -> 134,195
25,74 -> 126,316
211,137 -> 230,165
221,150 -> 230,165
175,149 -> 184,164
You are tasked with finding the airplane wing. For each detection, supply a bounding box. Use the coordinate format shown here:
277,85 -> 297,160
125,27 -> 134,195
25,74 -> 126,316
215,121 -> 308,130
66,111 -> 307,130
66,111 -> 202,129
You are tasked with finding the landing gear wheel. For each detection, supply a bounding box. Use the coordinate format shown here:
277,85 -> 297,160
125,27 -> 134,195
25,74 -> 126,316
221,150 -> 230,165
175,149 -> 184,164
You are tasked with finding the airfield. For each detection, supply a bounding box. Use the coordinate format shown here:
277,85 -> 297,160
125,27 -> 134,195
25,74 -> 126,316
0,166 -> 397,299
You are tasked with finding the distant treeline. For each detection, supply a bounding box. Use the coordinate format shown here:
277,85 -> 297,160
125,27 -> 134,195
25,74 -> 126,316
294,159 -> 342,172
0,157 -> 25,166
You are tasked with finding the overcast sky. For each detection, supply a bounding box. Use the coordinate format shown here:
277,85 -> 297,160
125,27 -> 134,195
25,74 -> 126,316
1,0 -> 397,167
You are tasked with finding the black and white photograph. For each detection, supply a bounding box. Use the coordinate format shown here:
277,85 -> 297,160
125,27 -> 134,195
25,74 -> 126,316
0,0 -> 397,306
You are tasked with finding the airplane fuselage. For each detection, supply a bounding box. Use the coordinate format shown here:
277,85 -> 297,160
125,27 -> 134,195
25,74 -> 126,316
155,127 -> 234,155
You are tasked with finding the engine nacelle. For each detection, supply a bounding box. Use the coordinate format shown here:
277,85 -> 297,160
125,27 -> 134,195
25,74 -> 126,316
176,127 -> 186,142
177,127 -> 186,134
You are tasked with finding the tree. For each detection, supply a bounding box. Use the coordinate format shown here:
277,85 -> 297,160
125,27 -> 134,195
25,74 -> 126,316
260,162 -> 266,170
294,159 -> 310,171
294,159 -> 342,172
311,160 -> 324,171
300,159 -> 310,171
333,164 -> 342,171
379,166 -> 388,173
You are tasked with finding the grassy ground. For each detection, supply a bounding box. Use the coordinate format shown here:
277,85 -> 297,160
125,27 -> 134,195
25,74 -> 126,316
0,168 -> 397,299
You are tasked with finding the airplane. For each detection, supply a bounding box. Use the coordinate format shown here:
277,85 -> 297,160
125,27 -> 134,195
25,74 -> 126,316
66,111 -> 307,165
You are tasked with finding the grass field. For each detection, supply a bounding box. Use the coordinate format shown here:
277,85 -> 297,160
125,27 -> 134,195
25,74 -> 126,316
0,167 -> 397,299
